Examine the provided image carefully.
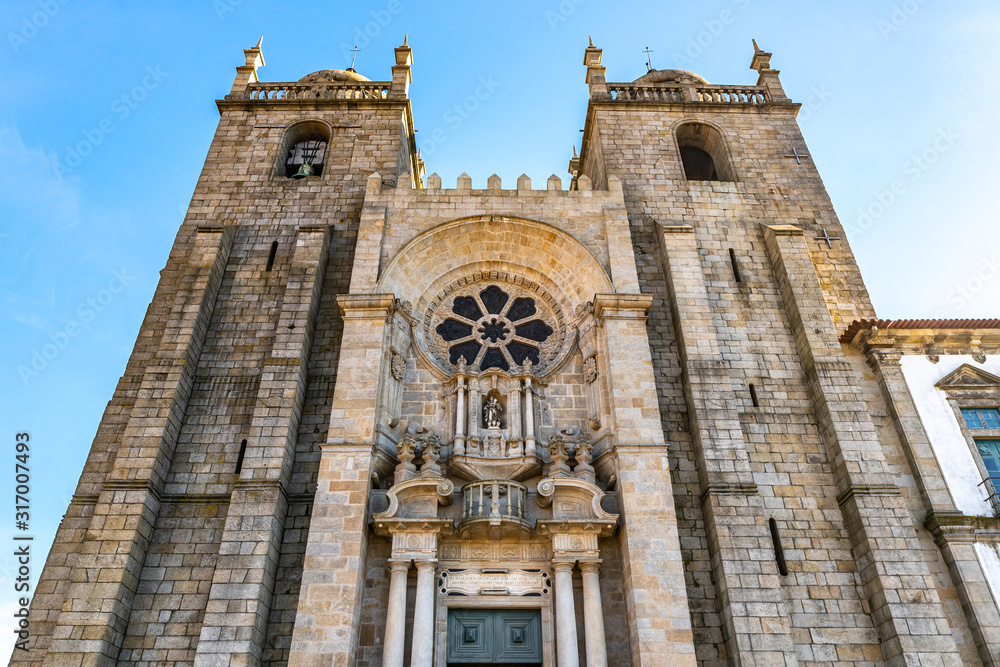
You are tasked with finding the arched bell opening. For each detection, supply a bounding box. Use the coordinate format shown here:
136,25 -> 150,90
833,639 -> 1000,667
276,120 -> 330,179
676,122 -> 735,182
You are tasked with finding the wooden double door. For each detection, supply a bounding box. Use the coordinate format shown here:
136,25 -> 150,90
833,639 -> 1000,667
446,609 -> 542,665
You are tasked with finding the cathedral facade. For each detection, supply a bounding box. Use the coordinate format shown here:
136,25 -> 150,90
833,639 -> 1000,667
17,37 -> 1000,667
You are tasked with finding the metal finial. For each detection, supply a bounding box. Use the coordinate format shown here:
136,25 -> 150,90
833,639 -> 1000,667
350,45 -> 360,70
643,46 -> 654,72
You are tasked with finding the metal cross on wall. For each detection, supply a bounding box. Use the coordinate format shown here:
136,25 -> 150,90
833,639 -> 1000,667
350,45 -> 361,70
814,228 -> 841,248
643,47 -> 654,72
784,147 -> 810,164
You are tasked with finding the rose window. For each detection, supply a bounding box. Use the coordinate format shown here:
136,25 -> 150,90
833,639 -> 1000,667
435,285 -> 555,372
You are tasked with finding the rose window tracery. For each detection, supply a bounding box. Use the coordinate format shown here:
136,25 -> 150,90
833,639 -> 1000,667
434,284 -> 556,372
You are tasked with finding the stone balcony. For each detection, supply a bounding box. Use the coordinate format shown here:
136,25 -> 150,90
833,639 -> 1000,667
459,479 -> 531,540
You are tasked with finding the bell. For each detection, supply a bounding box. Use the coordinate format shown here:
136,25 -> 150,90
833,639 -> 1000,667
292,162 -> 314,179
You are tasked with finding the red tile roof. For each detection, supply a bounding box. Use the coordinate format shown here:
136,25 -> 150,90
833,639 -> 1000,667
840,319 -> 1000,343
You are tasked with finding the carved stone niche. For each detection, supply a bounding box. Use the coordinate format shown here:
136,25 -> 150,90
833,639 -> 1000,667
535,478 -> 618,561
446,367 -> 544,482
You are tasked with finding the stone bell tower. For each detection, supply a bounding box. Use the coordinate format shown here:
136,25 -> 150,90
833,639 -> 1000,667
18,37 -> 425,667
573,38 -> 974,666
16,34 -> 995,667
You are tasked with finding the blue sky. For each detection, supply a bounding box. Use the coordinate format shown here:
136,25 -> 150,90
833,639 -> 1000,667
1,0 -> 999,653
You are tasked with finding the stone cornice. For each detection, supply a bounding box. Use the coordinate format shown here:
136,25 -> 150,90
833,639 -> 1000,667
843,319 -> 1000,356
536,518 -> 618,537
761,223 -> 803,236
336,293 -> 397,319
699,482 -> 758,505
836,484 -> 901,508
925,510 -> 1000,544
592,293 -> 653,321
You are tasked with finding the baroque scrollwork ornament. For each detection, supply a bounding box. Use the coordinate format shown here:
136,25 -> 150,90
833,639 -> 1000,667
390,352 -> 405,381
548,434 -> 572,477
419,433 -> 442,476
583,355 -> 598,384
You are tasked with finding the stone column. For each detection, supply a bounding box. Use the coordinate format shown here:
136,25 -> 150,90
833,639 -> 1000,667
584,42 -> 609,100
508,384 -> 522,455
410,560 -> 437,667
523,378 -> 536,456
579,561 -> 608,667
389,39 -> 412,99
382,559 -> 411,667
454,376 -> 467,455
468,383 -> 480,452
926,516 -> 1000,664
553,561 -> 580,667
867,348 -> 1000,663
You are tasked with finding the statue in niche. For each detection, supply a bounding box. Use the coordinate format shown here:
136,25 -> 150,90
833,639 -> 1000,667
484,395 -> 503,429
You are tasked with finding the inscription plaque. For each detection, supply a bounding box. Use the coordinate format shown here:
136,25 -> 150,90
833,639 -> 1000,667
439,569 -> 551,596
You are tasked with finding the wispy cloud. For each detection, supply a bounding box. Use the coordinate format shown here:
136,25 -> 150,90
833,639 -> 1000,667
0,125 -> 83,334
0,126 -> 82,229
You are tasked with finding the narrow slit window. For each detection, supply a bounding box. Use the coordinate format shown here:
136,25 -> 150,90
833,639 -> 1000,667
729,248 -> 742,283
769,517 -> 788,576
266,241 -> 278,272
235,439 -> 247,475
749,383 -> 759,407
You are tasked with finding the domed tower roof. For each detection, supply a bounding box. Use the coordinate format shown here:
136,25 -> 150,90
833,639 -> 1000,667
632,68 -> 708,85
297,69 -> 372,83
